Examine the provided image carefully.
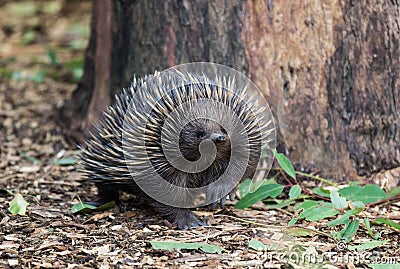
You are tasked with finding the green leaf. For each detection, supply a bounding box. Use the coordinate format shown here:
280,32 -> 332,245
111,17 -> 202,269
42,1 -> 62,14
373,231 -> 381,240
340,219 -> 359,242
248,238 -> 271,250
235,183 -> 284,209
351,201 -> 365,209
150,241 -> 223,254
71,201 -> 116,214
237,178 -> 252,197
0,67 -> 13,79
338,185 -> 361,199
328,208 -> 363,227
65,58 -> 84,69
237,178 -> 275,198
289,185 -> 301,199
69,39 -> 87,50
348,240 -> 389,251
367,264 -> 400,269
363,218 -> 373,238
331,231 -> 342,241
95,201 -> 116,211
300,204 -> 340,221
363,218 -> 380,239
8,2 -> 37,17
288,218 -> 298,226
21,30 -> 36,46
339,184 -> 386,204
386,187 -> 400,198
284,227 -> 314,237
65,58 -> 84,82
330,190 -> 348,210
332,218 -> 349,241
263,198 -> 296,209
199,244 -> 223,254
312,187 -> 331,198
273,151 -> 296,179
71,202 -> 97,214
5,189 -> 14,196
359,184 -> 387,203
52,158 -> 78,166
46,47 -> 58,65
12,71 -> 22,81
31,70 -> 45,83
71,67 -> 83,82
374,218 -> 400,231
8,194 -> 29,215
297,200 -> 318,211
18,151 -> 42,164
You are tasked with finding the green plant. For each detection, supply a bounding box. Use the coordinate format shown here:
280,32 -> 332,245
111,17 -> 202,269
235,150 -> 400,244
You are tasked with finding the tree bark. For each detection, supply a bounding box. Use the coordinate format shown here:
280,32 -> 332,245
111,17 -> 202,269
61,0 -> 400,186
87,0 -> 112,127
59,0 -> 113,141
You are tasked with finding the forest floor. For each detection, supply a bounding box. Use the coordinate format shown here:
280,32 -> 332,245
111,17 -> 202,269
0,1 -> 399,269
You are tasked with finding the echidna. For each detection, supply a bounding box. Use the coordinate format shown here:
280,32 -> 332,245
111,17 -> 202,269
79,63 -> 275,230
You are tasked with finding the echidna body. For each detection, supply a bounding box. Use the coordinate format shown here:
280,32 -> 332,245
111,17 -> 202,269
80,70 -> 274,229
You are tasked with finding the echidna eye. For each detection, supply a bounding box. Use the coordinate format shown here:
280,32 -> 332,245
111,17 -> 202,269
198,131 -> 207,139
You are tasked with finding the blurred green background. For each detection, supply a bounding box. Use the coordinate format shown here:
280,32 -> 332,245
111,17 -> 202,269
0,0 -> 91,84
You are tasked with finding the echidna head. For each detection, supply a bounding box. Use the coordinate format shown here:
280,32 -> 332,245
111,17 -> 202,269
179,118 -> 231,162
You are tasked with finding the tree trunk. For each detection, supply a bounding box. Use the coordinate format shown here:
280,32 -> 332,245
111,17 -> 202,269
59,0 -> 113,141
60,0 -> 400,186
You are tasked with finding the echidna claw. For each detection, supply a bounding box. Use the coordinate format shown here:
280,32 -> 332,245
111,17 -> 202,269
211,190 -> 237,210
180,219 -> 206,230
210,196 -> 227,210
172,210 -> 207,230
229,191 -> 235,201
220,196 -> 227,209
193,220 -> 207,228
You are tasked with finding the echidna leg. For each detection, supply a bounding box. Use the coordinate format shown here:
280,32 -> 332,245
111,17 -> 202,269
210,169 -> 255,209
210,188 -> 236,210
149,201 -> 207,230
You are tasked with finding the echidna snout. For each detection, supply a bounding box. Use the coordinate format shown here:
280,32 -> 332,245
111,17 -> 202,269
179,119 -> 230,162
210,133 -> 227,143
